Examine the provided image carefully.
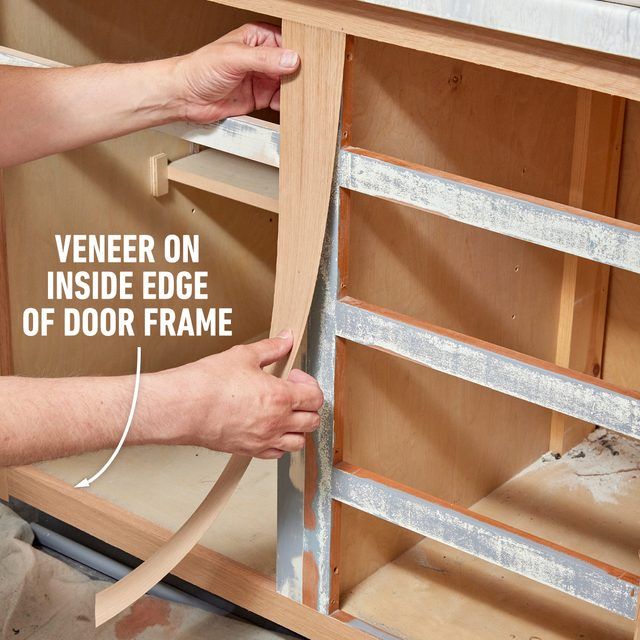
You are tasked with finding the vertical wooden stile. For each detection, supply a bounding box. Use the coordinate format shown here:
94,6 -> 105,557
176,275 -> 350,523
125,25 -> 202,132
276,20 -> 346,613
325,37 -> 355,614
550,91 -> 625,454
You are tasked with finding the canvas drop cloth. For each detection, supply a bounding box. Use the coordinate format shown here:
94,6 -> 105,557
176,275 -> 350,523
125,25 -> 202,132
0,503 -> 286,640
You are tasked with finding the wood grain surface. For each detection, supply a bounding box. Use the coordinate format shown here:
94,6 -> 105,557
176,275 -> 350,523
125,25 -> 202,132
338,38 -> 577,592
95,19 -> 346,626
549,91 -> 625,454
210,0 -> 640,101
7,465 -> 369,640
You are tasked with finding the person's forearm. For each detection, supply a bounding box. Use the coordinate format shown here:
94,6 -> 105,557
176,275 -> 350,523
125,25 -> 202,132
0,23 -> 301,168
0,59 -> 184,168
1,335 -> 323,467
0,369 -> 193,467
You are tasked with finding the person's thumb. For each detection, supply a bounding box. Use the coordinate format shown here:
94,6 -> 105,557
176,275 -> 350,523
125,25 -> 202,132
228,43 -> 300,77
252,330 -> 294,367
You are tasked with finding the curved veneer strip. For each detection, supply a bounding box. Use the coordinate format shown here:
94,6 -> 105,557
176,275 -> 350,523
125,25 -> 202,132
95,21 -> 346,627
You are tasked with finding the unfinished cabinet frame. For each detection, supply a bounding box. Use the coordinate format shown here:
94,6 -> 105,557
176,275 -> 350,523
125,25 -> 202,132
2,1 -> 640,639
278,28 -> 640,640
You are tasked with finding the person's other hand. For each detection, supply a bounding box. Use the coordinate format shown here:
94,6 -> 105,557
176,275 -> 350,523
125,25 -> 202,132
156,331 -> 323,459
172,22 -> 299,123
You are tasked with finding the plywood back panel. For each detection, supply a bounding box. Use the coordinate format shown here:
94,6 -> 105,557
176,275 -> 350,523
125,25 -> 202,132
348,38 -> 577,202
343,342 -> 553,505
347,193 -> 564,361
603,101 -> 640,389
0,0 -> 273,66
339,341 -> 554,593
339,39 -> 579,592
0,0 -> 278,376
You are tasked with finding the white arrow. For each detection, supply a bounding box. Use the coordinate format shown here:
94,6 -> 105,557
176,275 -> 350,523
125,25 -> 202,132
75,346 -> 142,488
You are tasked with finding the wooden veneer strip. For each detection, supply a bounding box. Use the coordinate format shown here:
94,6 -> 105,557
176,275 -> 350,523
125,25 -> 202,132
95,454 -> 250,624
7,465 -> 370,639
95,21 -> 346,626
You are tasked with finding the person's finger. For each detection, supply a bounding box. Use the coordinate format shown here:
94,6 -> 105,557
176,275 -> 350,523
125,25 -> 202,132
275,433 -> 306,453
252,76 -> 281,111
243,22 -> 281,47
217,22 -> 280,47
249,330 -> 293,367
281,411 -> 321,433
269,88 -> 281,111
288,368 -> 318,386
255,448 -> 285,460
286,379 -> 324,411
225,42 -> 300,78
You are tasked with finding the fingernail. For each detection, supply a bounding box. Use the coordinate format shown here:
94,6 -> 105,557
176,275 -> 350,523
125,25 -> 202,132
277,329 -> 292,339
279,50 -> 298,68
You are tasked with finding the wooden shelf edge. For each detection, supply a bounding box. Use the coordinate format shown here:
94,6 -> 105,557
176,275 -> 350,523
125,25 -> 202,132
168,149 -> 279,213
6,465 -> 370,640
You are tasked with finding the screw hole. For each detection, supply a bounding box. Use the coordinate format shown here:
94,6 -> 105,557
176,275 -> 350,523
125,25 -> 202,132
511,314 -> 516,320
514,265 -> 519,272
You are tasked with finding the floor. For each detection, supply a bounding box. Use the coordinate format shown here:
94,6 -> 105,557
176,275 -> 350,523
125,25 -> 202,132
0,503 -> 287,640
343,429 -> 640,639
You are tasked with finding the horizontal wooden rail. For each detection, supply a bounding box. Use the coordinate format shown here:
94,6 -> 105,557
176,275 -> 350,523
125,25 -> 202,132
335,297 -> 640,440
332,462 -> 640,620
0,46 -> 280,167
338,147 -> 640,274
6,466 -> 370,640
168,149 -> 279,212
212,0 -> 640,102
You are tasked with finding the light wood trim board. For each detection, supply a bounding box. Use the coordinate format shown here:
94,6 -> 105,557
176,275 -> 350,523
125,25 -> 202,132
6,465 -> 370,639
167,149 -> 279,213
550,92 -> 626,453
209,0 -> 640,101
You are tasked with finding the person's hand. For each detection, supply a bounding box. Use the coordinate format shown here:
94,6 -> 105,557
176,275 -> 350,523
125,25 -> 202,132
172,22 -> 299,123
154,331 -> 323,459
